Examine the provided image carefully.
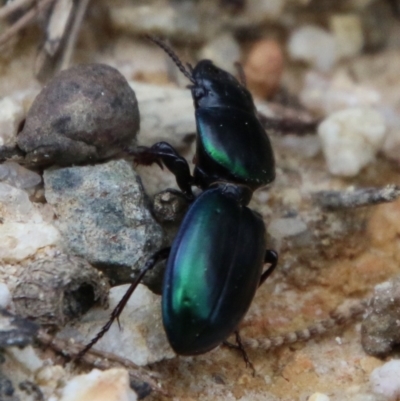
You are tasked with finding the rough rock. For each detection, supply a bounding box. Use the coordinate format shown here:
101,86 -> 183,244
361,275 -> 400,356
44,160 -> 164,286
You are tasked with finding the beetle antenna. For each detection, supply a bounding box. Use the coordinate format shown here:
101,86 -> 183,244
145,35 -> 196,84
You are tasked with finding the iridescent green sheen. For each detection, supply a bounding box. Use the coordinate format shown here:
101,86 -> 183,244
170,211 -> 215,320
198,118 -> 250,179
164,193 -> 227,327
195,108 -> 275,186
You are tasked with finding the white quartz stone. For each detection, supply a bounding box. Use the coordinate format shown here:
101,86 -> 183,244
268,217 -> 308,240
0,282 -> 11,308
59,368 -> 137,401
288,26 -> 337,72
0,183 -> 59,261
300,71 -> 381,116
308,393 -> 330,401
370,359 -> 400,400
199,33 -> 241,75
0,162 -> 41,189
318,107 -> 386,176
7,345 -> 44,372
0,222 -> 59,261
0,97 -> 24,146
331,14 -> 364,59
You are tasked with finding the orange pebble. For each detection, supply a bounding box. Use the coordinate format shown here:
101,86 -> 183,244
244,39 -> 284,99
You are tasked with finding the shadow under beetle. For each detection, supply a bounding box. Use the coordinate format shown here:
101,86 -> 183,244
78,37 -> 278,359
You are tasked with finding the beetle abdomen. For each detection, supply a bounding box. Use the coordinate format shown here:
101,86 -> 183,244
195,108 -> 275,189
162,187 -> 265,355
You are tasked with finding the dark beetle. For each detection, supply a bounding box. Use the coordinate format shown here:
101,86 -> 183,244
78,39 -> 277,359
163,183 -> 276,355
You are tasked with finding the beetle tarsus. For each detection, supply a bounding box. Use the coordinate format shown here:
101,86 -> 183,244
223,332 -> 256,375
259,250 -> 278,287
235,331 -> 255,375
133,142 -> 195,200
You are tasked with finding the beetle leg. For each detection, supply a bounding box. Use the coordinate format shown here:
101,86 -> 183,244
77,247 -> 171,359
130,142 -> 195,200
259,250 -> 278,287
234,331 -> 256,375
223,332 -> 255,375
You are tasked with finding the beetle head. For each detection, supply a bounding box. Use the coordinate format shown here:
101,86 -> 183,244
190,60 -> 255,112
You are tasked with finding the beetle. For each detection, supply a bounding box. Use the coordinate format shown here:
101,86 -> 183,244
78,38 -> 277,359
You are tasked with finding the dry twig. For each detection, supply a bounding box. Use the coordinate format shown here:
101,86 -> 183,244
0,0 -> 35,20
0,0 -> 56,47
59,0 -> 90,70
35,329 -> 167,397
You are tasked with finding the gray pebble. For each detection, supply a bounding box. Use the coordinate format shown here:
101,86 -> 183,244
0,309 -> 38,348
362,275 -> 400,356
18,64 -> 139,166
0,371 -> 19,401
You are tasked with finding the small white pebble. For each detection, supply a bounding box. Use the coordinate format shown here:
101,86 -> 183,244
0,97 -> 24,147
199,33 -> 241,75
330,14 -> 364,59
0,161 -> 42,189
318,107 -> 386,177
59,368 -> 137,401
0,283 -> 11,308
268,217 -> 308,240
7,346 -> 44,373
335,336 -> 342,345
370,359 -> 400,400
288,25 -> 337,72
308,393 -> 330,401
